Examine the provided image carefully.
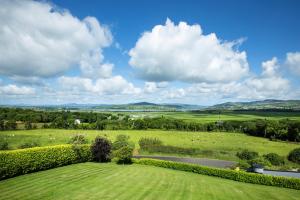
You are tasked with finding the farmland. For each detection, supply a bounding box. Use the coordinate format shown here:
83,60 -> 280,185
1,129 -> 299,163
0,162 -> 299,200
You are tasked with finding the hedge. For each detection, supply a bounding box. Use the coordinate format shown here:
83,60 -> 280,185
133,158 -> 300,190
0,144 -> 92,180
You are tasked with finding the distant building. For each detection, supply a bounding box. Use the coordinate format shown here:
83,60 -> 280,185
74,119 -> 81,125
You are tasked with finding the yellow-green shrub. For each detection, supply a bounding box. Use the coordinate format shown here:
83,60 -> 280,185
134,158 -> 300,190
0,144 -> 92,180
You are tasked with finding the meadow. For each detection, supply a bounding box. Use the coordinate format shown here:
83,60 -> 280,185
123,110 -> 300,123
1,129 -> 299,163
0,162 -> 299,200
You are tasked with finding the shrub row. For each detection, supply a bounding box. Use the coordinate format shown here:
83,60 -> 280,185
0,144 -> 92,180
134,158 -> 300,190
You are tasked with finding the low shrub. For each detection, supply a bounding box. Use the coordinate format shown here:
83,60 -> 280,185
68,134 -> 88,145
236,149 -> 259,160
91,136 -> 112,162
0,141 -> 9,150
288,148 -> 300,164
134,158 -> 300,190
263,153 -> 285,166
236,160 -> 251,169
113,146 -> 134,164
139,137 -> 163,150
248,157 -> 271,167
0,144 -> 91,180
18,142 -> 40,149
113,134 -> 134,150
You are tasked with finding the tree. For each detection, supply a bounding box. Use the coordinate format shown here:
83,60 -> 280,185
91,136 -> 112,162
25,121 -> 32,130
113,146 -> 133,164
112,134 -> 134,150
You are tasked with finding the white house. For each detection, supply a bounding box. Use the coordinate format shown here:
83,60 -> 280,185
74,119 -> 81,125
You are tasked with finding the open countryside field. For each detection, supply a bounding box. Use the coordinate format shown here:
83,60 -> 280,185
114,111 -> 300,123
1,129 -> 299,162
0,162 -> 299,200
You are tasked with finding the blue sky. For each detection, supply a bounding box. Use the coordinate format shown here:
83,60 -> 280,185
0,0 -> 300,105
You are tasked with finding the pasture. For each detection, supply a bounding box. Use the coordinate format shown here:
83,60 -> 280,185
0,162 -> 299,200
1,129 -> 299,162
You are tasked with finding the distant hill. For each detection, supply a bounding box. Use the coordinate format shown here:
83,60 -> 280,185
208,99 -> 300,111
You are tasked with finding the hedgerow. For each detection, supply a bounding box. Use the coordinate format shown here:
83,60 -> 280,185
133,158 -> 300,190
0,144 -> 92,180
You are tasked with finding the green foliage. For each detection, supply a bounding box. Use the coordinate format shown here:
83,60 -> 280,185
91,136 -> 112,162
138,137 -> 163,150
236,149 -> 259,160
18,142 -> 40,149
113,146 -> 134,164
0,144 -> 91,180
263,153 -> 285,166
248,157 -> 272,167
237,160 -> 251,169
288,148 -> 300,164
0,140 -> 9,150
134,158 -> 300,190
68,134 -> 88,145
113,134 -> 134,150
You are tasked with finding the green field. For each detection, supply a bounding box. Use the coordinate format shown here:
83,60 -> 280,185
1,129 -> 299,162
0,162 -> 299,200
128,111 -> 300,123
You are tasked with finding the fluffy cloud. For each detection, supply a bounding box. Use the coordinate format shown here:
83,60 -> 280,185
163,57 -> 291,101
0,0 -> 112,78
129,19 -> 249,83
286,52 -> 300,75
58,76 -> 141,95
0,84 -> 35,95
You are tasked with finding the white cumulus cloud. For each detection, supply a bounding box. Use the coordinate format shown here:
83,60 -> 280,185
0,0 -> 112,78
129,18 -> 249,83
0,84 -> 35,95
285,52 -> 300,76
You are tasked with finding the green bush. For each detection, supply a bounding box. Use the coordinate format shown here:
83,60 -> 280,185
248,157 -> 271,167
68,134 -> 88,145
263,153 -> 285,166
113,134 -> 134,150
288,148 -> 300,164
113,146 -> 134,164
134,158 -> 300,190
139,137 -> 163,150
0,144 -> 91,180
91,136 -> 112,162
18,142 -> 40,149
0,141 -> 9,150
236,149 -> 259,160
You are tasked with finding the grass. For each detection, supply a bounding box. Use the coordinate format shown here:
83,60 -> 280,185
1,129 -> 299,162
0,162 -> 299,200
116,111 -> 300,123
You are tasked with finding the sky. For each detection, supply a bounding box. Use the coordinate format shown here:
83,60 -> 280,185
0,0 -> 300,105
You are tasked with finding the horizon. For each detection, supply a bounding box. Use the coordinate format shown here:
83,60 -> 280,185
0,0 -> 300,105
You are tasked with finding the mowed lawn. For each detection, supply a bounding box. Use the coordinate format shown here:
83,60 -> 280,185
1,129 -> 299,161
0,162 -> 299,200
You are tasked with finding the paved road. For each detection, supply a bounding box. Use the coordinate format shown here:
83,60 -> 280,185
263,170 -> 300,178
133,155 -> 236,168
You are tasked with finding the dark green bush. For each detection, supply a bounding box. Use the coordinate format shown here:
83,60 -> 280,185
18,142 -> 40,149
0,144 -> 91,180
139,137 -> 163,150
91,136 -> 112,162
236,149 -> 259,160
68,134 -> 88,145
134,158 -> 300,190
113,146 -> 134,164
288,148 -> 300,164
0,141 -> 9,150
263,153 -> 285,166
